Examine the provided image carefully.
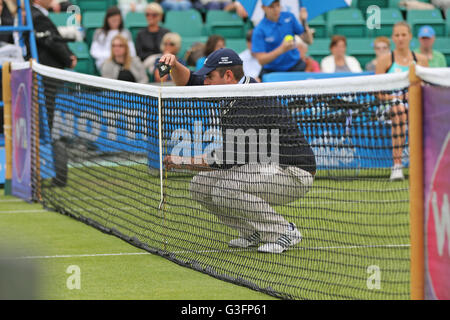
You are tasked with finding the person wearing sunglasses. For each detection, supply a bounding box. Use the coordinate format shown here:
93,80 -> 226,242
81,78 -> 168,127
101,34 -> 149,83
365,36 -> 391,72
153,32 -> 187,83
135,3 -> 171,75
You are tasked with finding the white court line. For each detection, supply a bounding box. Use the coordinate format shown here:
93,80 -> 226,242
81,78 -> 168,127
5,252 -> 150,260
6,244 -> 410,260
0,198 -> 26,203
0,209 -> 48,214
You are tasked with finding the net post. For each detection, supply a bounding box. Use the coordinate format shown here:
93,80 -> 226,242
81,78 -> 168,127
408,63 -> 425,300
2,62 -> 12,196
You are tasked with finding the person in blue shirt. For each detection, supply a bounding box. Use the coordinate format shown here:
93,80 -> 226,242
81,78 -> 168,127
251,0 -> 313,80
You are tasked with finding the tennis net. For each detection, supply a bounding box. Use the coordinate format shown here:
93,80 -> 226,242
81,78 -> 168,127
29,61 -> 411,299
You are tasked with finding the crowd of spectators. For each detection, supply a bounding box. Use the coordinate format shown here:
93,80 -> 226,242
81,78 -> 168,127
1,0 -> 448,86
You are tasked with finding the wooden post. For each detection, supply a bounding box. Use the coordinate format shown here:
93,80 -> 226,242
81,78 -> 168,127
2,62 -> 12,196
408,63 -> 425,300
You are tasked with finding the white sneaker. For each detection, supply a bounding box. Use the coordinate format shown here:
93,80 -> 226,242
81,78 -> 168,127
390,164 -> 404,181
228,232 -> 260,248
258,223 -> 302,254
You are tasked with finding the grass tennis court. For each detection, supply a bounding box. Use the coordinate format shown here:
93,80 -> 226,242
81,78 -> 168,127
0,191 -> 276,300
33,162 -> 411,299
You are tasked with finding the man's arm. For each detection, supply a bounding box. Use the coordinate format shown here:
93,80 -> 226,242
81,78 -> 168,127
253,38 -> 296,67
158,53 -> 191,86
163,154 -> 212,171
299,8 -> 313,45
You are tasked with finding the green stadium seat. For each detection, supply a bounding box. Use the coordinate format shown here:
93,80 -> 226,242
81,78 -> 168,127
205,10 -> 245,38
407,9 -> 446,37
225,38 -> 247,54
82,11 -> 105,46
124,12 -> 147,42
368,8 -> 403,37
163,9 -> 205,37
446,9 -> 450,36
67,41 -> 96,75
48,12 -> 72,27
358,0 -> 389,14
77,0 -> 118,14
308,38 -> 330,63
433,37 -> 450,66
346,38 -> 376,67
309,15 -> 327,38
179,36 -> 208,60
327,8 -> 367,38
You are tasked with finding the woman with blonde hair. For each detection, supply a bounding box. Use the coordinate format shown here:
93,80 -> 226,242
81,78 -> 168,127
135,2 -> 170,74
154,32 -> 186,83
90,6 -> 136,70
101,34 -> 148,83
365,36 -> 391,72
376,21 -> 428,180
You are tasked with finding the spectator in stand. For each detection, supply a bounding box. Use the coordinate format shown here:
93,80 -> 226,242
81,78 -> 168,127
295,35 -> 319,72
223,0 -> 248,19
0,0 -> 14,44
194,0 -> 233,11
153,32 -> 186,83
135,2 -> 170,75
90,6 -> 136,70
117,0 -> 148,17
365,36 -> 391,72
101,34 -> 148,83
239,29 -> 262,81
196,34 -> 225,71
26,0 -> 78,187
160,0 -> 192,11
431,0 -> 450,13
251,0 -> 313,79
321,35 -> 362,73
414,25 -> 447,68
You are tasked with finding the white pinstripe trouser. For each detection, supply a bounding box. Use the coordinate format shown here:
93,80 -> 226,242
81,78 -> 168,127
189,163 -> 314,243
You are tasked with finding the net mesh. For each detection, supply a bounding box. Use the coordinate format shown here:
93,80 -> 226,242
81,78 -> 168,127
30,65 -> 411,300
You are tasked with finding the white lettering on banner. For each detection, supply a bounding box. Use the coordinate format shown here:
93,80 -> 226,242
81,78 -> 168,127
52,109 -> 149,143
78,111 -> 101,141
311,132 -> 357,167
432,192 -> 450,257
15,118 -> 27,149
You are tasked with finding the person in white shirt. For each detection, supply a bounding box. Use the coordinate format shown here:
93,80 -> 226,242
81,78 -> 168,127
320,35 -> 362,73
90,6 -> 136,70
239,29 -> 261,81
117,0 -> 147,17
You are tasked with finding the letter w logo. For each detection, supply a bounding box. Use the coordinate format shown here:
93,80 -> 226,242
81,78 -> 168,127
432,192 -> 450,257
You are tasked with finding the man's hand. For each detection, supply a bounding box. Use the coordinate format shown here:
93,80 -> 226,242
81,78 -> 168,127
280,38 -> 296,53
70,55 -> 77,69
163,155 -> 180,170
158,54 -> 178,69
300,7 -> 308,22
158,53 -> 191,86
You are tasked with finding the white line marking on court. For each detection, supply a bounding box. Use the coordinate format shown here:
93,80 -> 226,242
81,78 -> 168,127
5,252 -> 150,260
0,209 -> 48,214
0,198 -> 26,203
7,244 -> 410,260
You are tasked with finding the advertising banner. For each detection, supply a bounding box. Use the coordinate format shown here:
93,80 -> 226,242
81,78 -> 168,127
10,68 -> 32,201
423,84 -> 450,300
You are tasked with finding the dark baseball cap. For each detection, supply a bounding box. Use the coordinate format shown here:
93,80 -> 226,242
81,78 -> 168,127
193,48 -> 243,76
